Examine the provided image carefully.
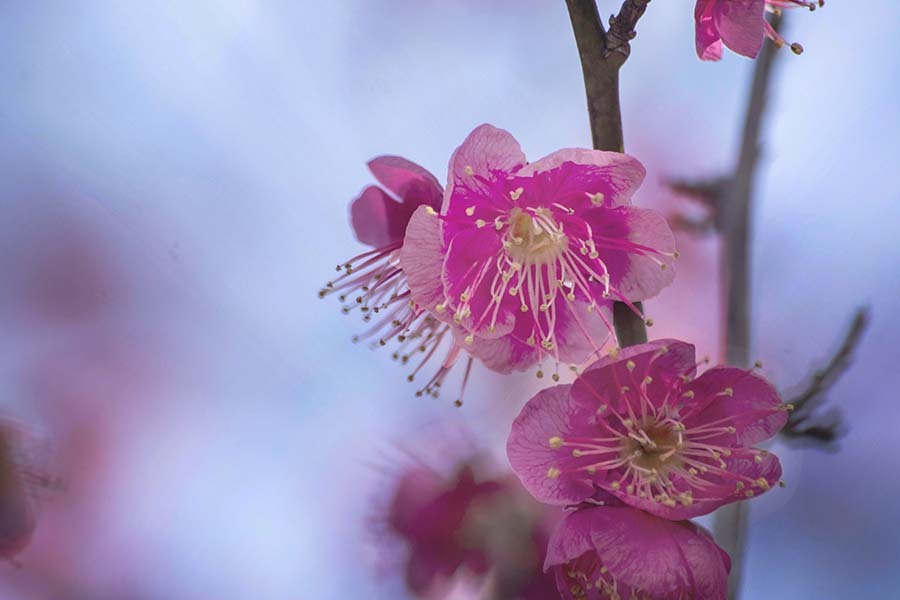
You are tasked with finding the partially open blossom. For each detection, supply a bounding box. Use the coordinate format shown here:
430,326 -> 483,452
546,504 -> 730,600
402,124 -> 676,377
1,419 -> 55,562
375,452 -> 557,599
695,0 -> 823,61
320,157 -> 465,395
507,339 -> 789,520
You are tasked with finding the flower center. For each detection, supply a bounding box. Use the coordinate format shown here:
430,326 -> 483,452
504,208 -> 568,265
621,421 -> 682,473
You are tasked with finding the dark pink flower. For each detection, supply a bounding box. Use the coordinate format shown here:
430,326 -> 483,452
402,125 -> 676,376
507,339 -> 789,519
546,504 -> 730,600
321,157 -> 464,394
1,419 -> 55,563
695,0 -> 822,61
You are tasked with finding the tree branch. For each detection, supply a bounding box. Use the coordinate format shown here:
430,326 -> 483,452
565,0 -> 651,347
713,13 -> 783,600
782,307 -> 870,446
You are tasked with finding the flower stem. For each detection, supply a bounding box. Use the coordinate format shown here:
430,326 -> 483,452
564,0 -> 651,348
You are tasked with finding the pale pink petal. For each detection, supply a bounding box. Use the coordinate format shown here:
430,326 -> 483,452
400,205 -> 446,312
350,185 -> 405,248
444,124 -> 526,210
519,149 -> 646,207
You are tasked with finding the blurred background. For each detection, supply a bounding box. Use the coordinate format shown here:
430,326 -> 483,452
1,1 -> 898,598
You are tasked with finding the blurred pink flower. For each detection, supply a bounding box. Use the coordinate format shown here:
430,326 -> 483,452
402,124 -> 676,377
545,504 -> 730,600
376,453 -> 557,599
0,419 -> 55,563
695,0 -> 821,61
507,339 -> 788,519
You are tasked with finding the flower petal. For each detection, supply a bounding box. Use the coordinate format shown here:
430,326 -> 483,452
682,367 -> 788,446
519,149 -> 646,208
368,155 -> 443,208
507,384 -> 599,506
695,0 -> 724,61
401,205 -> 446,313
444,124 -> 526,211
582,206 -> 677,302
350,185 -> 406,248
714,0 -> 765,59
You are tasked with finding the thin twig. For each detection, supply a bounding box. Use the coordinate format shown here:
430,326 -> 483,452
782,307 -> 870,446
713,13 -> 784,600
565,0 -> 652,347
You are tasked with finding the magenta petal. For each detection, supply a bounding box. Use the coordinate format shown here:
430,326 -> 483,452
445,124 -> 525,206
387,466 -> 447,539
400,206 -> 446,313
553,301 -> 614,366
546,507 -> 730,600
714,0 -> 766,59
682,367 -> 788,446
519,149 -> 646,208
368,155 -> 442,208
572,339 -> 696,414
583,206 -> 677,302
695,0 -> 724,61
467,333 -> 539,375
350,185 -> 405,248
507,384 -> 598,506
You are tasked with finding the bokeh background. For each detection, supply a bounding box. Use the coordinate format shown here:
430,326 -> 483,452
1,2 -> 898,598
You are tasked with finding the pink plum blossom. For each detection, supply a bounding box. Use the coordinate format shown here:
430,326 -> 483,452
402,124 -> 676,378
379,460 -> 558,598
695,0 -> 823,61
507,339 -> 789,520
321,157 -> 465,395
545,504 -> 730,600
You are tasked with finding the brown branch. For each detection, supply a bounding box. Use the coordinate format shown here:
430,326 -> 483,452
565,0 -> 652,347
782,307 -> 870,446
713,13 -> 783,600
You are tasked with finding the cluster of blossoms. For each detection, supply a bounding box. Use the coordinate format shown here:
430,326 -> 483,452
324,123 -> 792,598
695,0 -> 825,61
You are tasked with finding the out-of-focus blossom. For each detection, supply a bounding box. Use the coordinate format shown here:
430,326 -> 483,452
376,452 -> 557,599
320,157 -> 466,397
545,504 -> 730,600
0,419 -> 55,563
694,0 -> 823,61
507,339 -> 788,519
402,124 -> 676,379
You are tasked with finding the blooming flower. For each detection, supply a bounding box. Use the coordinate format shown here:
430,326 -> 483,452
320,156 -> 464,395
695,0 -> 823,61
507,339 -> 789,519
379,460 -> 558,598
402,124 -> 676,377
545,504 -> 730,600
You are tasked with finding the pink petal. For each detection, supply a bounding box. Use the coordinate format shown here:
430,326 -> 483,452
367,155 -> 443,208
519,149 -> 646,207
400,205 -> 447,313
695,0 -> 724,61
506,384 -> 599,506
572,339 -> 696,414
444,124 -> 526,210
553,300 -> 614,366
682,367 -> 788,446
714,0 -> 766,59
467,333 -> 539,375
582,206 -> 677,302
546,506 -> 730,599
350,185 -> 406,248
